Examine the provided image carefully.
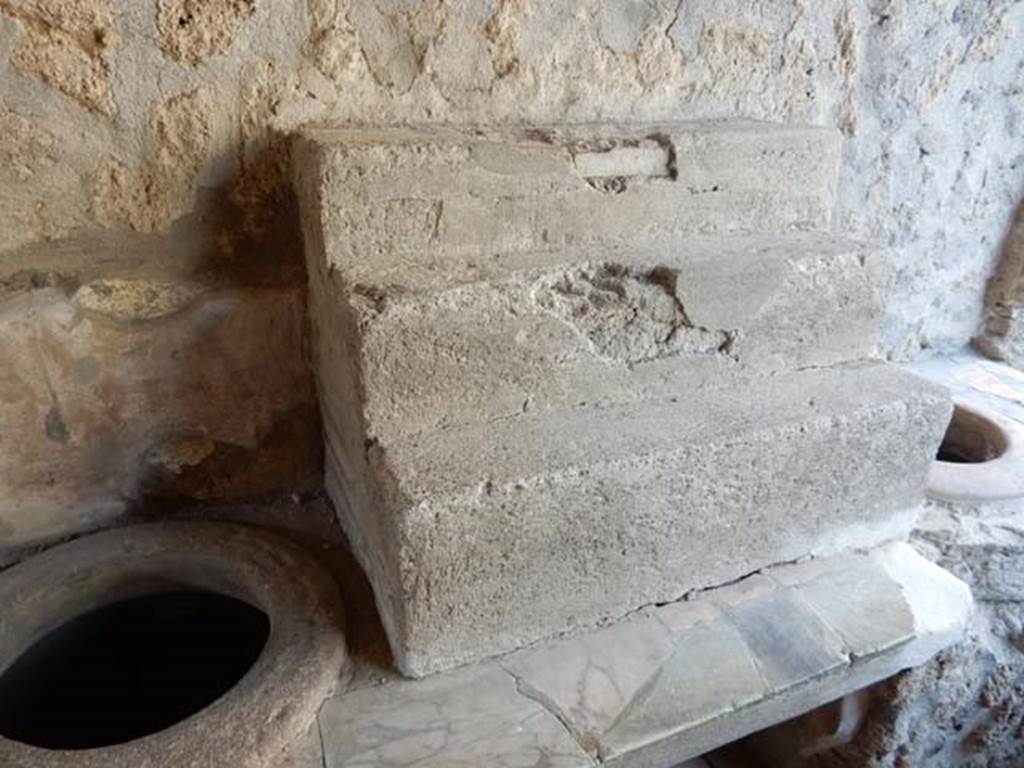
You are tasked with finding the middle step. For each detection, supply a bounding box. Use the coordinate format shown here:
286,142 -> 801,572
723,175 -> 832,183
309,232 -> 887,439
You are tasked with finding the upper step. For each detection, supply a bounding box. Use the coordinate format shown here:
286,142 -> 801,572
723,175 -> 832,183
295,121 -> 841,269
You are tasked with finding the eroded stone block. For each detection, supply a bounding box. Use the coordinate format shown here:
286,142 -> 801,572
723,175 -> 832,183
328,360 -> 948,675
294,123 -> 951,676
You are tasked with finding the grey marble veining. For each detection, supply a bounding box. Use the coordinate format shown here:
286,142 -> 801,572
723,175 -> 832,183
712,579 -> 848,691
318,664 -> 595,768
500,614 -> 677,752
314,542 -> 970,768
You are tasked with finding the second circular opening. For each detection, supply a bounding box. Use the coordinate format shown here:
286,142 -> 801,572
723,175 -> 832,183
935,405 -> 1009,465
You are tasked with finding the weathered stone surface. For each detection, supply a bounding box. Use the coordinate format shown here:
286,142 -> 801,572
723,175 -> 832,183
296,122 -> 952,676
0,282 -> 317,554
318,664 -> 595,768
500,615 -> 678,752
302,228 -> 884,439
0,0 -> 1019,359
326,359 -> 947,676
298,123 -> 840,263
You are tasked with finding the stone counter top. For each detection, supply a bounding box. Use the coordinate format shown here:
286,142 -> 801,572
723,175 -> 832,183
289,540 -> 970,768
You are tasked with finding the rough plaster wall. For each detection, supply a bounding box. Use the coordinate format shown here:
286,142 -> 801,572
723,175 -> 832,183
0,0 -> 1020,350
0,1 -> 1021,545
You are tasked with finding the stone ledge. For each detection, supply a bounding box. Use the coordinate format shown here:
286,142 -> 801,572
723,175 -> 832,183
314,542 -> 971,768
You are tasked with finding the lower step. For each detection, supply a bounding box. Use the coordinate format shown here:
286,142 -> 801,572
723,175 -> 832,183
315,542 -> 972,768
326,362 -> 951,676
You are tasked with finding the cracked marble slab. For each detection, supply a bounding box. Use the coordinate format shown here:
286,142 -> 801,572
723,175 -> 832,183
710,575 -> 849,690
318,663 -> 595,768
500,614 -> 677,753
768,554 -> 916,660
600,607 -> 767,765
313,543 -> 970,768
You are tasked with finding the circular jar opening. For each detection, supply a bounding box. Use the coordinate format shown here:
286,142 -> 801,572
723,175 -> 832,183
935,405 -> 1009,464
0,590 -> 269,750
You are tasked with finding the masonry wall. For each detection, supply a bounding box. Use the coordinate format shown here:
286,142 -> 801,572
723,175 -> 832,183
0,0 -> 1022,549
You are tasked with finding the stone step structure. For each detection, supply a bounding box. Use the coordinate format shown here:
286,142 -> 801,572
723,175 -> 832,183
294,122 -> 953,676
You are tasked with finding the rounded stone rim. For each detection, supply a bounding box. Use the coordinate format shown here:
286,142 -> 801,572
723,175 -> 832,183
927,401 -> 1024,502
0,521 -> 349,768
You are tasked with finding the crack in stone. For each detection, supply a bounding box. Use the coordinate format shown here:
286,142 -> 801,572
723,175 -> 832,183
494,550 -> 827,765
500,663 -> 599,761
314,692 -> 331,768
316,713 -> 328,768
665,0 -> 684,49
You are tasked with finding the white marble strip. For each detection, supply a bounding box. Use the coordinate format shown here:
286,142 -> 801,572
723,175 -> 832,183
317,542 -> 971,768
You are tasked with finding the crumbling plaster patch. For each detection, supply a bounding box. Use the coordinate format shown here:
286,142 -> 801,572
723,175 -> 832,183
483,0 -> 527,80
91,88 -> 212,232
0,108 -> 58,181
156,0 -> 255,66
0,0 -> 118,114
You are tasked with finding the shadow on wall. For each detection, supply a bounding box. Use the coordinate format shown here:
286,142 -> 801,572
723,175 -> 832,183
0,135 -> 323,562
977,198 -> 1024,366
